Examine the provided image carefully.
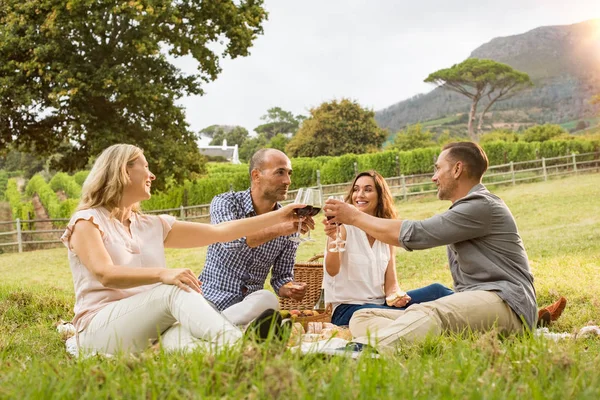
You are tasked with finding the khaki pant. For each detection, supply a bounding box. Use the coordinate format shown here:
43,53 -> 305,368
78,284 -> 243,354
349,290 -> 523,348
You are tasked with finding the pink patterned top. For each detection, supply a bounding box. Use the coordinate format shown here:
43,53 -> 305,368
61,208 -> 177,332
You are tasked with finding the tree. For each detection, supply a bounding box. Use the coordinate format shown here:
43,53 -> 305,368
425,59 -> 533,141
207,126 -> 249,147
390,124 -> 436,151
285,99 -> 387,157
266,133 -> 290,152
254,107 -> 305,139
0,0 -> 267,189
239,134 -> 268,162
521,124 -> 566,142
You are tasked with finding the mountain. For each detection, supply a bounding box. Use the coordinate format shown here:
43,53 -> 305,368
375,19 -> 600,134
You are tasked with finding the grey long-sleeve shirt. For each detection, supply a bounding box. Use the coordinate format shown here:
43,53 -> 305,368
399,184 -> 537,329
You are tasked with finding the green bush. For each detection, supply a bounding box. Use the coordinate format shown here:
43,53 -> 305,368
399,147 -> 439,175
320,154 -> 360,184
49,173 -> 81,199
521,124 -> 566,142
72,171 -> 90,186
357,151 -> 400,177
0,170 -> 8,200
25,175 -> 74,219
479,130 -> 519,144
206,163 -> 248,175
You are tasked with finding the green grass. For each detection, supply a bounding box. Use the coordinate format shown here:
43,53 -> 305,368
559,117 -> 600,131
1,174 -> 600,398
420,114 -> 461,128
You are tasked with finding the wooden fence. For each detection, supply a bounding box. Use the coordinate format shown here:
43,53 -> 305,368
1,151 -> 599,253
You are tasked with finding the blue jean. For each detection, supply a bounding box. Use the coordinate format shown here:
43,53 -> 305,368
331,283 -> 454,326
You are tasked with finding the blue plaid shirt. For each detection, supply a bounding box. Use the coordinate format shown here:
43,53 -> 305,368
200,189 -> 299,311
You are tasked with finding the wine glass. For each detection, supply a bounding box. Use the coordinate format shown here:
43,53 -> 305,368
303,188 -> 322,242
289,188 -> 307,243
327,195 -> 346,252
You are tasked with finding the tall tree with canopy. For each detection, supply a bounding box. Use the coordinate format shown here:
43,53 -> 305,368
285,99 -> 386,157
254,107 -> 305,139
425,58 -> 532,141
0,0 -> 267,188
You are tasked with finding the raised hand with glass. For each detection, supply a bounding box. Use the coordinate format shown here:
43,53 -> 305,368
326,195 -> 346,252
289,188 -> 321,243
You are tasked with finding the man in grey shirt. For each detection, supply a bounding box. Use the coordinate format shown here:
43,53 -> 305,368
324,141 -> 536,348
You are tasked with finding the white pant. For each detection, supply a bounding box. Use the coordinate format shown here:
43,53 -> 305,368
78,284 -> 242,354
221,289 -> 280,326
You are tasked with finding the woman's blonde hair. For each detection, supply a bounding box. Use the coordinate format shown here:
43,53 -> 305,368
78,144 -> 144,214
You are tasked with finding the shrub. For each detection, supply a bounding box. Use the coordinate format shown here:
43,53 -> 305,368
49,173 -> 81,199
521,124 -> 566,142
72,171 -> 90,186
0,170 -> 8,200
25,175 -> 73,219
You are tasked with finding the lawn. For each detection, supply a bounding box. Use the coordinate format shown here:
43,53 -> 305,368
1,174 -> 600,399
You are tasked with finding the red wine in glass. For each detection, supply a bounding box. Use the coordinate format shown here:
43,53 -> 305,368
295,205 -> 313,217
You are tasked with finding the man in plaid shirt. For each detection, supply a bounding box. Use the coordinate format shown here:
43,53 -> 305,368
200,149 -> 313,325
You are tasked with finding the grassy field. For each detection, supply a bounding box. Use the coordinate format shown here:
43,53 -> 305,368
1,174 -> 600,399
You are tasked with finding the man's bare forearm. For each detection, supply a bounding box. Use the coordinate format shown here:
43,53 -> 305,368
246,225 -> 284,248
352,213 -> 403,247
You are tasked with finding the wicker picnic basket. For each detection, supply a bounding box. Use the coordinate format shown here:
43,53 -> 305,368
279,254 -> 332,328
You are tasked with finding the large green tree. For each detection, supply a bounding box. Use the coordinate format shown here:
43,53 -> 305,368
425,58 -> 532,141
285,99 -> 386,157
390,124 -> 436,151
203,125 -> 249,147
254,107 -> 305,139
0,0 -> 267,188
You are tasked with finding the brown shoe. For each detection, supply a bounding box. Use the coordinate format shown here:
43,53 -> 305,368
537,309 -> 551,327
539,296 -> 567,322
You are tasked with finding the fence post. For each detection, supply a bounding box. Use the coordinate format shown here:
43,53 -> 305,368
16,218 -> 23,253
353,162 -> 358,176
572,153 -> 578,174
180,205 -> 185,221
510,161 -> 515,185
401,175 -> 407,201
542,157 -> 547,181
316,169 -> 322,194
395,155 -> 400,177
229,183 -> 234,192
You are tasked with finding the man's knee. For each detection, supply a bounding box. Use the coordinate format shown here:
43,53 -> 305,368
348,310 -> 371,336
253,290 -> 280,311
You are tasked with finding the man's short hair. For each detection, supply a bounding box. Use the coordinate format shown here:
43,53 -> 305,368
249,148 -> 285,175
442,142 -> 489,180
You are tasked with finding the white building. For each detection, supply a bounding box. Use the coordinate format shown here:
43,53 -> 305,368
198,139 -> 241,164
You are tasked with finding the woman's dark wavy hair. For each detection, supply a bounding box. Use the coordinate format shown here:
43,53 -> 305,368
344,170 -> 397,220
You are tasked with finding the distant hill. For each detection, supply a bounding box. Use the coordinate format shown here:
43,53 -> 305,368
376,19 -> 600,135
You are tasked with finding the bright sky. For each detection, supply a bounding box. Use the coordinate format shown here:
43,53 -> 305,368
174,0 -> 600,142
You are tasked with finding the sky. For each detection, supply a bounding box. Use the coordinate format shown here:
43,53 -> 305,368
173,0 -> 600,143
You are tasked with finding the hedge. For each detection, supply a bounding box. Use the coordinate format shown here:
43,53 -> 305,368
140,138 -> 600,211
5,178 -> 34,221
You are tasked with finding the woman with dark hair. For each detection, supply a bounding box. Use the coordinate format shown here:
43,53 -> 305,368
323,170 -> 454,326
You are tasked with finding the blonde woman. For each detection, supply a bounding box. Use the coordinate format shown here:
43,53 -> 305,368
61,144 -> 304,354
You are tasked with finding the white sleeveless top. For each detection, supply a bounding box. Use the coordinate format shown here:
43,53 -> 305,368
323,225 -> 391,311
